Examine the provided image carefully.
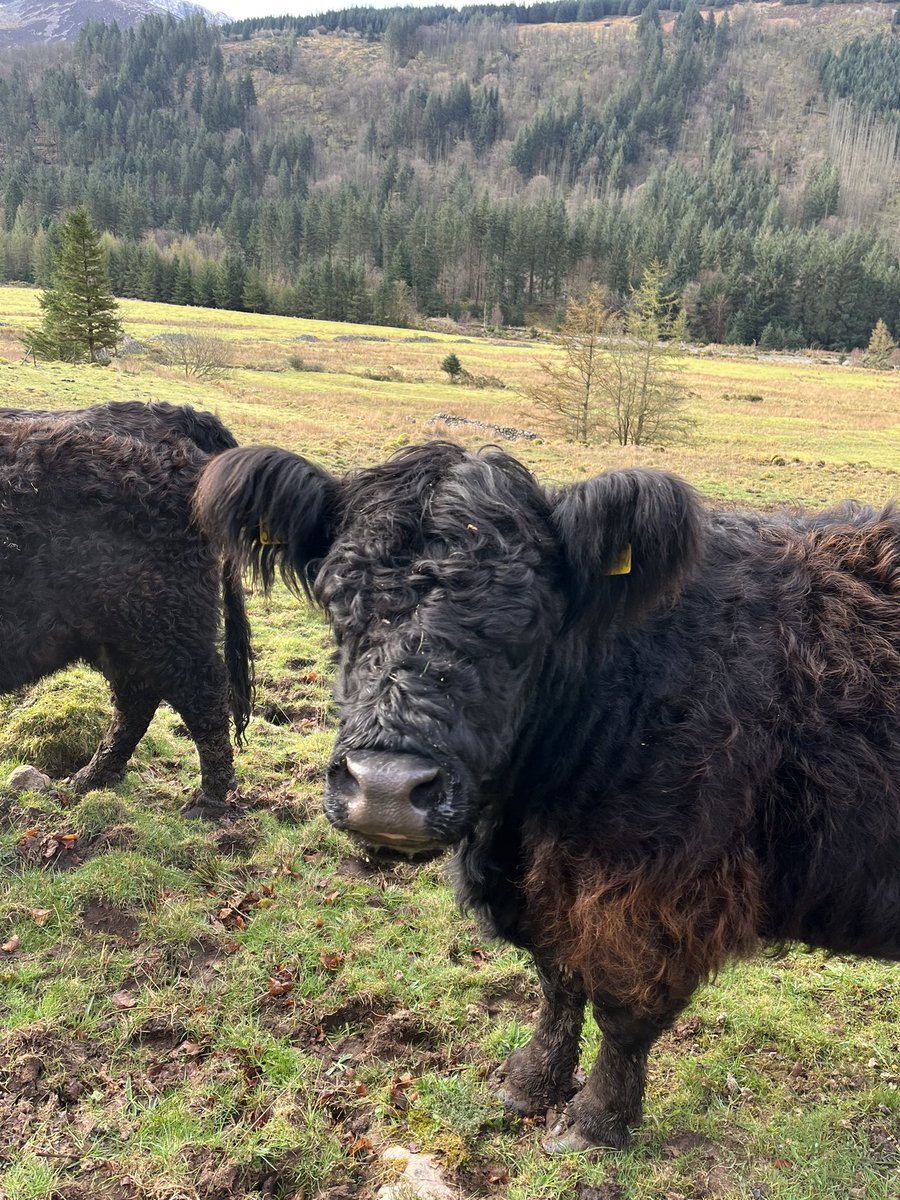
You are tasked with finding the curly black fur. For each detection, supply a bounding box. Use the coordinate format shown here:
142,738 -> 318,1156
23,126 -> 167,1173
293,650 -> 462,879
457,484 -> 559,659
0,420 -> 253,816
0,400 -> 238,456
198,440 -> 900,1147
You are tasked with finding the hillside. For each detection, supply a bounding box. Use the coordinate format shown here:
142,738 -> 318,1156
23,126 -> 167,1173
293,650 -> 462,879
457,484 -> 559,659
0,3 -> 899,347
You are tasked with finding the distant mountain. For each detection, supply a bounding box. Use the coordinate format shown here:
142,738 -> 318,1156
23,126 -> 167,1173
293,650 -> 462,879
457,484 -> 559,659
0,0 -> 229,46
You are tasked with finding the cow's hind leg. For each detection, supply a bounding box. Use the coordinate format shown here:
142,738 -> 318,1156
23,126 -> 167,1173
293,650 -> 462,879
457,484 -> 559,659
494,957 -> 587,1116
71,672 -> 161,793
543,999 -> 682,1153
165,658 -> 237,820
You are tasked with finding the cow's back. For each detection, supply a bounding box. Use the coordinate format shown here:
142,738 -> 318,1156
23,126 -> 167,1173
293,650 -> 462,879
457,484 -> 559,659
0,422 -> 217,691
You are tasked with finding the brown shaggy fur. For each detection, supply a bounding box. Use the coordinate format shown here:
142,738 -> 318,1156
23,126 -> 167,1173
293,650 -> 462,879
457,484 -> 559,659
524,836 -> 763,1015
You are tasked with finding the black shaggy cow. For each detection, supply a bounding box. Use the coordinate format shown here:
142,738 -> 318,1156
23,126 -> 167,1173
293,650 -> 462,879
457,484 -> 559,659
0,399 -> 238,456
196,441 -> 900,1151
0,420 -> 252,817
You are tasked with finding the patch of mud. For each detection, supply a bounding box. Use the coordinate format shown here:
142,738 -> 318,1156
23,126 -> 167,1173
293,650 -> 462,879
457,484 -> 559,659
304,1000 -> 449,1077
479,972 -> 538,1017
213,819 -> 261,857
131,1015 -> 188,1048
81,897 -> 139,942
659,1129 -> 734,1197
182,934 -> 230,983
57,1147 -> 298,1200
573,1184 -> 625,1200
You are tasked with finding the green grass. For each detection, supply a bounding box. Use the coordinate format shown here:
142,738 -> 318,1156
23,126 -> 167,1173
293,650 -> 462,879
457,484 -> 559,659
0,288 -> 898,1199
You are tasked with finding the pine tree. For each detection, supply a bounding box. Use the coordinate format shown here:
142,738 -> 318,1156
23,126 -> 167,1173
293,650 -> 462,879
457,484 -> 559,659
441,352 -> 462,381
864,318 -> 896,369
22,206 -> 122,363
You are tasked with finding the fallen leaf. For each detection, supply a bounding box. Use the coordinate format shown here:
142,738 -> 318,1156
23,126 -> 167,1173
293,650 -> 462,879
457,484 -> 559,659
319,950 -> 344,971
1,935 -> 20,953
111,991 -> 137,1010
267,976 -> 295,998
30,908 -> 51,926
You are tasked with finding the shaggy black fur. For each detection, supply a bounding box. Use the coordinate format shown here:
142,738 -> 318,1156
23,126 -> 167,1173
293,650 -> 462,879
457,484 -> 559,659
0,400 -> 238,456
0,420 -> 253,817
197,440 -> 900,1150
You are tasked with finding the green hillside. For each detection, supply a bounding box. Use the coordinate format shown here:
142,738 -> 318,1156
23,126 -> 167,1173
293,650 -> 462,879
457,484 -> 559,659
0,4 -> 899,347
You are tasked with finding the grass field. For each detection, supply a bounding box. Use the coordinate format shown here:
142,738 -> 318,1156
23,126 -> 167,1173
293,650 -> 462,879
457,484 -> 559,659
0,287 -> 898,1200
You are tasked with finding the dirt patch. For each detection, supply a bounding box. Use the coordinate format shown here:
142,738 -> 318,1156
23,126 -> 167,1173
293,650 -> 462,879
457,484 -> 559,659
213,818 -> 261,857
16,824 -> 85,869
182,934 -> 230,982
480,972 -> 537,1017
304,1000 -> 449,1077
131,1014 -> 188,1048
81,898 -> 139,942
574,1184 -> 625,1200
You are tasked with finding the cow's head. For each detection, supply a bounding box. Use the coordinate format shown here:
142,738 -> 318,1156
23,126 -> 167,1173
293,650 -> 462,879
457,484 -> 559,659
196,443 -> 702,857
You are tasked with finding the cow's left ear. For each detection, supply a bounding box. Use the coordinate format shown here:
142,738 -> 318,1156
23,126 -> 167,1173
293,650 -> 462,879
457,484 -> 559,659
550,468 -> 703,625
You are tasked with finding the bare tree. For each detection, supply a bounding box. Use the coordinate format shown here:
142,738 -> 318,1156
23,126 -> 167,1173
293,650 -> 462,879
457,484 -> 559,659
148,333 -> 232,380
528,284 -> 613,444
529,265 -> 695,446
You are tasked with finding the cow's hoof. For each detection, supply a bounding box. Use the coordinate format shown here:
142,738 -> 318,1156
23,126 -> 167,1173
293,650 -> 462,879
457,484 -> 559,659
495,1071 -> 546,1116
541,1110 -> 629,1155
181,792 -> 238,821
69,767 -> 115,794
492,1056 -> 581,1116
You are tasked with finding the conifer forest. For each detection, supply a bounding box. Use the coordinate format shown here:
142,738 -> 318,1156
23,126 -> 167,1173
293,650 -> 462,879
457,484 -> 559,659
0,0 -> 899,348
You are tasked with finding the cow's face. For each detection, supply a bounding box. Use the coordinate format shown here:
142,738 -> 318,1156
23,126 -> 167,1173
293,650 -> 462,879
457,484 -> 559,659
317,445 -> 565,857
196,441 -> 701,860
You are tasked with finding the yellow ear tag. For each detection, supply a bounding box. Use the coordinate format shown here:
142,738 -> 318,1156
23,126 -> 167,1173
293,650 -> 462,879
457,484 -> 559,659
605,544 -> 632,576
258,516 -> 284,546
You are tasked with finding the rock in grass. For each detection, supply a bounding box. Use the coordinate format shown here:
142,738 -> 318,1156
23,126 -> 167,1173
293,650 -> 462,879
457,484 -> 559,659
6,765 -> 51,795
377,1147 -> 458,1200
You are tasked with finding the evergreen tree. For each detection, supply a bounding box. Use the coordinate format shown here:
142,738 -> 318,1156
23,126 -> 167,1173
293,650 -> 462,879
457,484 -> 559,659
864,318 -> 896,369
23,206 -> 122,363
441,351 -> 462,380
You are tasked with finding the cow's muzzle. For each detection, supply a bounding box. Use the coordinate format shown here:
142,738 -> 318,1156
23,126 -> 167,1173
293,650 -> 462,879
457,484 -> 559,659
324,750 -> 450,857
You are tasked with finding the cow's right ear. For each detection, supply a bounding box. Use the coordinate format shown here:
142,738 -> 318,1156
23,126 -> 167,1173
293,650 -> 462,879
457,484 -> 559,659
194,446 -> 341,598
550,468 -> 703,625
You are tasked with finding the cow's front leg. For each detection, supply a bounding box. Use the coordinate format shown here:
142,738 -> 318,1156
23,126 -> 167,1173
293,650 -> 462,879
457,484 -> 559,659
543,998 -> 681,1152
71,673 -> 161,792
494,956 -> 587,1116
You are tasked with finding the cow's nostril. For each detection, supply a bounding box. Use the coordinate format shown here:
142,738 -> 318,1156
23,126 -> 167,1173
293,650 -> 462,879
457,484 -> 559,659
409,775 -> 444,811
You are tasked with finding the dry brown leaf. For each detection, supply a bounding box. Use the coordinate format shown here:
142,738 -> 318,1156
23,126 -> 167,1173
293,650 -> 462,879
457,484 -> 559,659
30,908 -> 51,926
111,991 -> 137,1009
1,934 -> 20,953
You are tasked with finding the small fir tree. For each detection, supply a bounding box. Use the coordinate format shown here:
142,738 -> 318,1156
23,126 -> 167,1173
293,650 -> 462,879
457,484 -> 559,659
441,352 -> 462,381
23,207 -> 122,363
864,319 -> 896,370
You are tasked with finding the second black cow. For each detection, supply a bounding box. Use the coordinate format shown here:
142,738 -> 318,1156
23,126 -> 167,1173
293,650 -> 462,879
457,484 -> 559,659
1,417 -> 252,816
196,440 -> 900,1151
